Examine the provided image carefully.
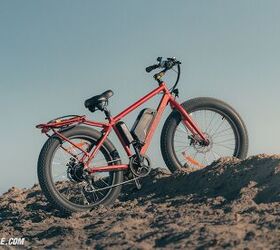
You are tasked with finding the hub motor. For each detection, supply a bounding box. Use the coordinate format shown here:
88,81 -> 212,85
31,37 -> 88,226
67,158 -> 85,182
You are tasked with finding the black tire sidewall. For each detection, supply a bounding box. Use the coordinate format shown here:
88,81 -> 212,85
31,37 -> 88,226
161,97 -> 249,173
37,126 -> 123,214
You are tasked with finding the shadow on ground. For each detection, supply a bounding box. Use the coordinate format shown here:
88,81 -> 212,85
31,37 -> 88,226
1,154 -> 280,249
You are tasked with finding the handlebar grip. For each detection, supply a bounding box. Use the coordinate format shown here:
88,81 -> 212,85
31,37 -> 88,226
145,64 -> 159,73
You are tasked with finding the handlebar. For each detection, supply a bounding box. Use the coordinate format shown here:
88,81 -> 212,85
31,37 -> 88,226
145,64 -> 160,73
145,57 -> 181,93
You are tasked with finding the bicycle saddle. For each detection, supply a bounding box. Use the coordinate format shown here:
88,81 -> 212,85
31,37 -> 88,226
84,90 -> 114,112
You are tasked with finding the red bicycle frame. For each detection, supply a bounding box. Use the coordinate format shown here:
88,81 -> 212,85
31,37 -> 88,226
36,82 -> 207,173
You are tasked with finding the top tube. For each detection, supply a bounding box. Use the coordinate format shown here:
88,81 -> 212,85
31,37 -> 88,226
113,83 -> 169,122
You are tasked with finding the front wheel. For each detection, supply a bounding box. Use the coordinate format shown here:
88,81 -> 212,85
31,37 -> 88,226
161,97 -> 249,173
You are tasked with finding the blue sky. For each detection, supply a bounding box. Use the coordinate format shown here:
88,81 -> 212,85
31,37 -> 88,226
1,0 -> 280,193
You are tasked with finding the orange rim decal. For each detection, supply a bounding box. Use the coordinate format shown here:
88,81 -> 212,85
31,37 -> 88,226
66,142 -> 89,153
182,152 -> 205,168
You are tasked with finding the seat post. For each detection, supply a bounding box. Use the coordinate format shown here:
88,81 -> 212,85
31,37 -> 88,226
104,107 -> 111,120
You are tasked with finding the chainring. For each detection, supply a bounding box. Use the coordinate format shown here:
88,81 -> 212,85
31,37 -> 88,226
129,154 -> 152,177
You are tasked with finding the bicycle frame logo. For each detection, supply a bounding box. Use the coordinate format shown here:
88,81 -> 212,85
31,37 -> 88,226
36,82 -> 208,173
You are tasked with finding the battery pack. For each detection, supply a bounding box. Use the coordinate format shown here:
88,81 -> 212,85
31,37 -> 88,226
115,121 -> 134,145
131,108 -> 157,143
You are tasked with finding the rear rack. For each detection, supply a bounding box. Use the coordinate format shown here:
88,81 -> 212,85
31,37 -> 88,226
36,115 -> 86,133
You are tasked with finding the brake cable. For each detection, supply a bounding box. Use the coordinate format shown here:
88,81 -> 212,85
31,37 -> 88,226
169,63 -> 181,94
150,57 -> 181,95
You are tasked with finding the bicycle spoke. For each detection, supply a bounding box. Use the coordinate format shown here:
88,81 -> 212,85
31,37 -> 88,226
205,111 -> 216,133
213,143 -> 234,150
214,137 -> 235,144
211,127 -> 232,137
50,137 -> 115,207
173,108 -> 237,170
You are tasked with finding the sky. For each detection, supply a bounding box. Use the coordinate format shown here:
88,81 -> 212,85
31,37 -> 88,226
1,0 -> 280,193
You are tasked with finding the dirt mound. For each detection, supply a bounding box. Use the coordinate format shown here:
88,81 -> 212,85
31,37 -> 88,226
1,154 -> 280,249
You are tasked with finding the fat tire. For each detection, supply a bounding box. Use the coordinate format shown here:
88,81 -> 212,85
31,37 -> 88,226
160,97 -> 249,173
37,126 -> 123,214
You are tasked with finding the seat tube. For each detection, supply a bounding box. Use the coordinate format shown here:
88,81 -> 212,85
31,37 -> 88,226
140,92 -> 170,155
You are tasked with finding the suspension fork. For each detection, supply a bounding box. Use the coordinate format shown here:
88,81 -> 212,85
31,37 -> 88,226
170,99 -> 209,145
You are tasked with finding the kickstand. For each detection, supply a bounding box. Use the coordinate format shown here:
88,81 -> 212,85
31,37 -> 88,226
134,177 -> 142,190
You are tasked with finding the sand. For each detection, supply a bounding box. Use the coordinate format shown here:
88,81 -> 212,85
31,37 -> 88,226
1,154 -> 280,249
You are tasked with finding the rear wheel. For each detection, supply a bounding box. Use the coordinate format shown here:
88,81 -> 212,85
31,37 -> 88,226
161,97 -> 249,173
37,126 -> 123,214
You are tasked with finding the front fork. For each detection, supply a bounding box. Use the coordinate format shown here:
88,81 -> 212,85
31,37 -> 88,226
170,99 -> 210,146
